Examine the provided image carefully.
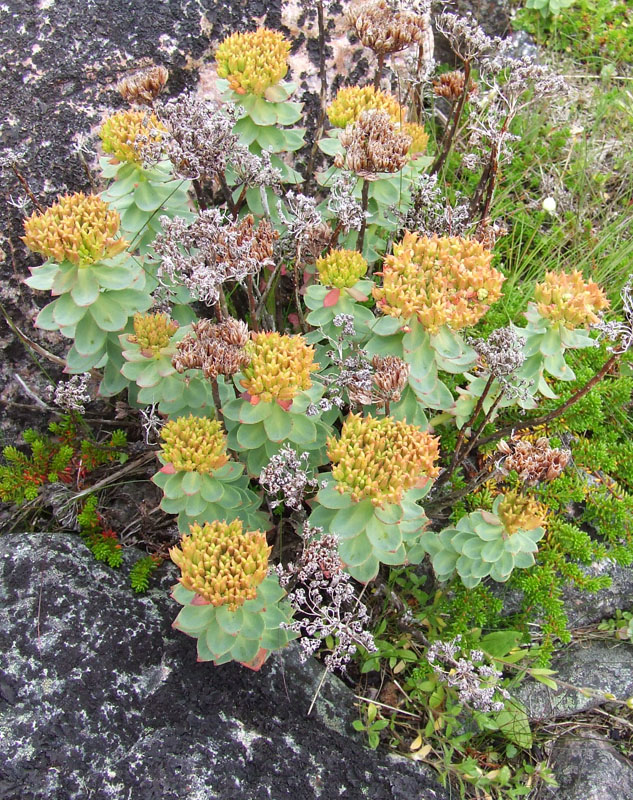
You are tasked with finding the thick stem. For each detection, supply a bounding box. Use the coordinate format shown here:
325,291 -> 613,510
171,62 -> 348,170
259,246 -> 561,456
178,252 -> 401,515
246,275 -> 259,333
356,179 -> 370,255
192,178 -> 208,212
216,173 -> 237,216
373,53 -> 385,90
430,61 -> 471,176
210,378 -> 225,428
293,245 -> 307,333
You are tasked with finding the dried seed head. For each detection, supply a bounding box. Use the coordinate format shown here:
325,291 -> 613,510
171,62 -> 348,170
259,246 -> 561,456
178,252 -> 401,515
129,312 -> 179,355
327,85 -> 404,129
327,412 -> 440,506
240,332 -> 319,404
160,415 -> 228,473
335,110 -> 412,178
371,355 -> 410,403
23,192 -> 128,266
117,66 -> 169,105
497,490 -> 547,535
171,520 -> 270,610
316,248 -> 368,289
497,437 -> 570,486
373,232 -> 504,333
534,270 -> 609,328
215,28 -> 290,95
99,110 -> 166,164
433,70 -> 476,102
346,0 -> 428,55
172,317 -> 251,380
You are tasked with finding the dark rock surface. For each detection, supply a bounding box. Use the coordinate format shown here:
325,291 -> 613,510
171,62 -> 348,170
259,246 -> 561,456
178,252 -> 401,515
515,639 -> 633,721
540,732 -> 633,800
0,532 -> 447,800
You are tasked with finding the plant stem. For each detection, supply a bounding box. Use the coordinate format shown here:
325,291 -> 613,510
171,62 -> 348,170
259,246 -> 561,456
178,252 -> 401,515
357,179 -> 370,254
373,53 -> 385,89
217,173 -> 237,216
246,274 -> 259,332
430,61 -> 471,176
256,261 -> 283,323
11,164 -> 44,212
477,352 -> 621,448
210,378 -> 225,428
192,178 -> 208,212
436,374 -> 496,490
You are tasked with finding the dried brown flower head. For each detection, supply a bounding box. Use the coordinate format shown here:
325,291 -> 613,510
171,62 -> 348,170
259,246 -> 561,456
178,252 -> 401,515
497,437 -> 570,486
433,70 -> 476,102
172,317 -> 251,380
372,355 -> 410,403
118,66 -> 169,105
334,111 -> 412,179
347,0 -> 428,55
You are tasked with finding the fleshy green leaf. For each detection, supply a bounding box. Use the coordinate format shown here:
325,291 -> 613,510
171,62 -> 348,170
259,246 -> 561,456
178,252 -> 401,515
70,268 -> 100,307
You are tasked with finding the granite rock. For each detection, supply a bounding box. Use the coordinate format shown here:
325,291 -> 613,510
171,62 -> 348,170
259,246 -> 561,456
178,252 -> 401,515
540,732 -> 633,800
515,639 -> 633,721
0,532 -> 447,800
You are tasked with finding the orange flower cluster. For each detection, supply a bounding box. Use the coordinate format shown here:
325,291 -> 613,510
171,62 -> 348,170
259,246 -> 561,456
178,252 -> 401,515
171,520 -> 270,610
327,413 -> 439,506
23,193 -> 128,266
129,313 -> 179,355
160,415 -> 228,473
240,332 -> 318,404
497,490 -> 547,535
373,232 -> 504,333
327,85 -> 403,129
533,270 -> 609,328
215,28 -> 290,95
99,110 -> 165,164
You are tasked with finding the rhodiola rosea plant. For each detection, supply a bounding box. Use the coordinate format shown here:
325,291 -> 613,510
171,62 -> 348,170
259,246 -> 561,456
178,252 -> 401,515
14,3 -> 633,794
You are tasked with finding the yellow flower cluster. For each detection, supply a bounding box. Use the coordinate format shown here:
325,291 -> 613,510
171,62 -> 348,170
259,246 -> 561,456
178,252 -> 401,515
403,122 -> 429,155
533,270 -> 609,328
316,248 -> 368,289
128,313 -> 178,355
373,232 -> 504,334
171,520 -> 270,610
215,28 -> 290,95
240,332 -> 318,404
23,193 -> 128,266
327,413 -> 440,506
160,415 -> 228,473
99,110 -> 165,164
497,490 -> 547,535
327,85 -> 403,129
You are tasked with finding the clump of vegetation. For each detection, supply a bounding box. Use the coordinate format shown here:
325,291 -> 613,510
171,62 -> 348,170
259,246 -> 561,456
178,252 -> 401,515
4,2 -> 633,796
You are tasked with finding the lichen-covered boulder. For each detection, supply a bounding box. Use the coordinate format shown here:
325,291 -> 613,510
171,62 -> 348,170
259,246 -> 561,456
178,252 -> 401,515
0,532 -> 447,800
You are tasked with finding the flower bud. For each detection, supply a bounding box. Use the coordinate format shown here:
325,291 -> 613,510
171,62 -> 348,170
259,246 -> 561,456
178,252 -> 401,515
327,85 -> 404,129
23,193 -> 128,266
327,413 -> 439,506
160,415 -> 228,473
171,520 -> 271,610
316,249 -> 368,289
215,28 -> 290,95
240,332 -> 318,404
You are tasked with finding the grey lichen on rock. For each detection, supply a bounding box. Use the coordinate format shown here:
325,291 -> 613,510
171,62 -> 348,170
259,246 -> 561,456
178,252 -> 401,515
0,532 -> 447,800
